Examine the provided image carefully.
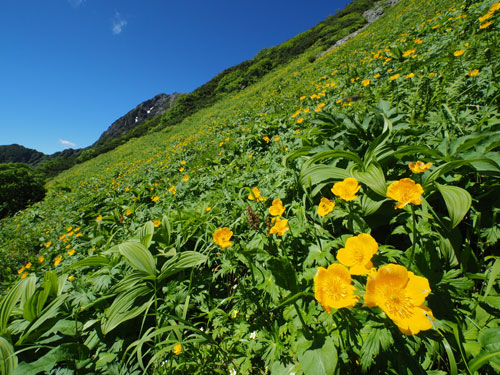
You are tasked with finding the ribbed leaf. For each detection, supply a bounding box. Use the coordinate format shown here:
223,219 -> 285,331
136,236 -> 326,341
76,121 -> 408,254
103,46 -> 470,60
0,336 -> 17,375
284,146 -> 312,167
138,221 -> 155,249
159,251 -> 207,281
351,163 -> 387,197
302,150 -> 363,170
0,277 -> 31,334
469,327 -> 500,371
101,285 -> 152,335
299,337 -> 338,375
363,114 -> 392,166
436,183 -> 471,229
63,256 -> 109,272
161,215 -> 172,245
483,259 -> 500,301
300,165 -> 350,190
118,241 -> 156,276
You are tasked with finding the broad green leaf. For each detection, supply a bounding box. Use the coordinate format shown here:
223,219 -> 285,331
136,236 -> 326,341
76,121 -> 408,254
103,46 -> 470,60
482,258 -> 500,301
469,350 -> 500,372
118,241 -> 156,276
22,284 -> 51,322
161,215 -> 172,245
0,336 -> 17,375
138,221 -> 155,248
302,149 -> 363,170
360,194 -> 387,216
435,183 -> 471,229
0,277 -> 31,334
12,343 -> 89,375
299,337 -> 338,375
284,146 -> 313,167
363,114 -> 392,166
63,255 -> 110,272
360,326 -> 393,371
469,327 -> 500,371
17,294 -> 66,345
158,251 -> 207,281
101,285 -> 153,335
300,165 -> 350,190
43,271 -> 59,297
351,163 -> 387,197
267,257 -> 298,293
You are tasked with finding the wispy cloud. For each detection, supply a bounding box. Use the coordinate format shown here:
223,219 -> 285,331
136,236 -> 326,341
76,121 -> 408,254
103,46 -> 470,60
68,0 -> 86,8
59,139 -> 77,149
112,12 -> 127,35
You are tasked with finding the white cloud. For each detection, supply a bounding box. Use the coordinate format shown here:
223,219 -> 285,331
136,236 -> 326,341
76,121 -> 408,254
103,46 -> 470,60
112,12 -> 127,35
68,0 -> 86,8
59,139 -> 77,148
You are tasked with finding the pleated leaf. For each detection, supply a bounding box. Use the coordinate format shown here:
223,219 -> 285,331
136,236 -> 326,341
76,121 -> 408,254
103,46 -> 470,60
0,336 -> 17,375
118,241 -> 156,277
436,183 -> 471,229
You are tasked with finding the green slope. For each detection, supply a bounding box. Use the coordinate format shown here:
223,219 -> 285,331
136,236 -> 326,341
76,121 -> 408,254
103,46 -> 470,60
1,0 -> 500,374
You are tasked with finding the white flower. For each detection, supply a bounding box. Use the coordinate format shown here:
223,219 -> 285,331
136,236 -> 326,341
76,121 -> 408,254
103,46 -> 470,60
229,369 -> 237,375
249,331 -> 257,340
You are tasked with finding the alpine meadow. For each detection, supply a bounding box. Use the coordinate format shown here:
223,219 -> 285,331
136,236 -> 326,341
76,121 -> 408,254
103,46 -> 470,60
1,0 -> 500,374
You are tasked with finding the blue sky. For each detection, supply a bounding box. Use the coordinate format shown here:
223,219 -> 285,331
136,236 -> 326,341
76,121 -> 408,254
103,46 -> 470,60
1,0 -> 349,154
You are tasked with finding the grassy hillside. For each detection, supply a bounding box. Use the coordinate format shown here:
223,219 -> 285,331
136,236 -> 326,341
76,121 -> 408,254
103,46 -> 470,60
1,0 -> 500,374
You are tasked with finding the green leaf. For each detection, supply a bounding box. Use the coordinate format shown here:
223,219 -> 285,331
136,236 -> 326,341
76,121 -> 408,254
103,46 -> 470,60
161,215 -> 172,245
302,150 -> 363,170
359,326 -> 393,371
0,336 -> 17,375
435,183 -> 472,229
469,350 -> 500,372
0,277 -> 31,334
267,257 -> 298,293
298,337 -> 338,375
101,285 -> 153,335
469,327 -> 500,371
138,221 -> 155,248
158,251 -> 207,281
482,259 -> 500,301
351,163 -> 387,197
300,165 -> 350,190
360,194 -> 387,216
363,114 -> 392,166
118,241 -> 156,276
12,343 -> 89,375
63,256 -> 109,272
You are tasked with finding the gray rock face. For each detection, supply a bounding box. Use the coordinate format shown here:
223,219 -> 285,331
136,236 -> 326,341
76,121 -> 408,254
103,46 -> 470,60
94,93 -> 180,146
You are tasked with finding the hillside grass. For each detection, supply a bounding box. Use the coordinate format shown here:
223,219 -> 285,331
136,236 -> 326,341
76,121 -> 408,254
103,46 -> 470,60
1,0 -> 500,374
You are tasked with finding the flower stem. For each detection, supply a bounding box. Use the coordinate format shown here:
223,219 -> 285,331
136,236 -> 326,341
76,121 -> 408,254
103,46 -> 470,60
408,205 -> 417,270
293,301 -> 312,339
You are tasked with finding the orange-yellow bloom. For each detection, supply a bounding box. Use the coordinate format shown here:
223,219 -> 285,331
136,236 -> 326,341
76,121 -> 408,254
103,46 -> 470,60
213,227 -> 233,248
337,233 -> 378,275
153,219 -> 161,227
151,196 -> 160,203
173,343 -> 182,355
454,49 -> 465,57
409,161 -> 433,173
96,215 -> 103,221
314,263 -> 359,312
269,217 -> 289,236
362,79 -> 370,87
248,187 -> 265,202
45,241 -> 52,248
317,197 -> 335,217
480,21 -> 492,29
468,69 -> 479,77
269,199 -> 285,216
331,177 -> 361,201
390,73 -> 400,81
38,256 -> 45,263
387,178 -> 423,209
402,48 -> 415,57
54,255 -> 62,267
364,264 -> 433,335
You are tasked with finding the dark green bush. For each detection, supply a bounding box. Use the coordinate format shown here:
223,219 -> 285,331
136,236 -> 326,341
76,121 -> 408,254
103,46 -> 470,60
0,163 -> 46,218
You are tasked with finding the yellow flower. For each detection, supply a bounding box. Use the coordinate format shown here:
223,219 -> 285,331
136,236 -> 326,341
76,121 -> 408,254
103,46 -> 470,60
314,263 -> 359,312
468,69 -> 479,76
480,21 -> 492,29
405,72 -> 415,79
362,79 -> 370,86
263,136 -> 270,143
20,272 -> 29,279
454,49 -> 465,57
303,108 -> 310,113
337,233 -> 378,275
153,219 -> 161,227
17,266 -> 25,274
414,38 -> 423,44
269,217 -> 289,236
213,227 -> 233,248
374,73 -> 381,78
364,264 -> 434,335
402,48 -> 416,57
96,215 -> 103,221
205,206 -> 211,211
38,256 -> 45,263
389,73 -> 400,81
151,196 -> 160,203
300,95 -> 306,100
317,197 -> 335,217
67,226 -> 73,232
24,262 -> 32,269
429,72 -> 435,78
173,343 -> 182,355
479,11 -> 494,23
331,177 -> 361,201
231,310 -> 238,319
491,3 -> 500,12
68,249 -> 75,256
248,187 -> 265,202
179,167 -> 185,172
297,117 -> 304,124
68,275 -> 75,282
274,136 -> 280,142
183,175 -> 189,182
169,185 -> 176,195
180,160 -> 186,165
59,234 -> 66,240
386,178 -> 424,209
269,199 -> 285,216
125,209 -> 132,216
409,161 -> 433,173
54,255 -> 62,267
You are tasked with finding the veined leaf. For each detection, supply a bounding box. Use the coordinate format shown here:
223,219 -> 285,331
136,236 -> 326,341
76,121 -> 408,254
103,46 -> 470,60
63,256 -> 110,272
161,215 -> 172,245
298,337 -> 338,375
363,114 -> 392,166
351,163 -> 387,197
101,285 -> 153,335
0,277 -> 32,334
469,327 -> 500,371
435,183 -> 471,229
118,241 -> 156,277
483,259 -> 500,301
284,146 -> 313,167
137,221 -> 155,248
300,165 -> 350,190
302,150 -> 363,170
158,251 -> 207,281
0,335 -> 17,375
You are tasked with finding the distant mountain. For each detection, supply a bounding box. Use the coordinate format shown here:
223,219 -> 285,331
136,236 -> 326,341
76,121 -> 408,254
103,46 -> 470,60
93,93 -> 180,147
0,144 -> 46,165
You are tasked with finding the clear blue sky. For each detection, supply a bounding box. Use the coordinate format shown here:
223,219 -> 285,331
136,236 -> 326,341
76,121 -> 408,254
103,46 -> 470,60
1,0 -> 350,154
